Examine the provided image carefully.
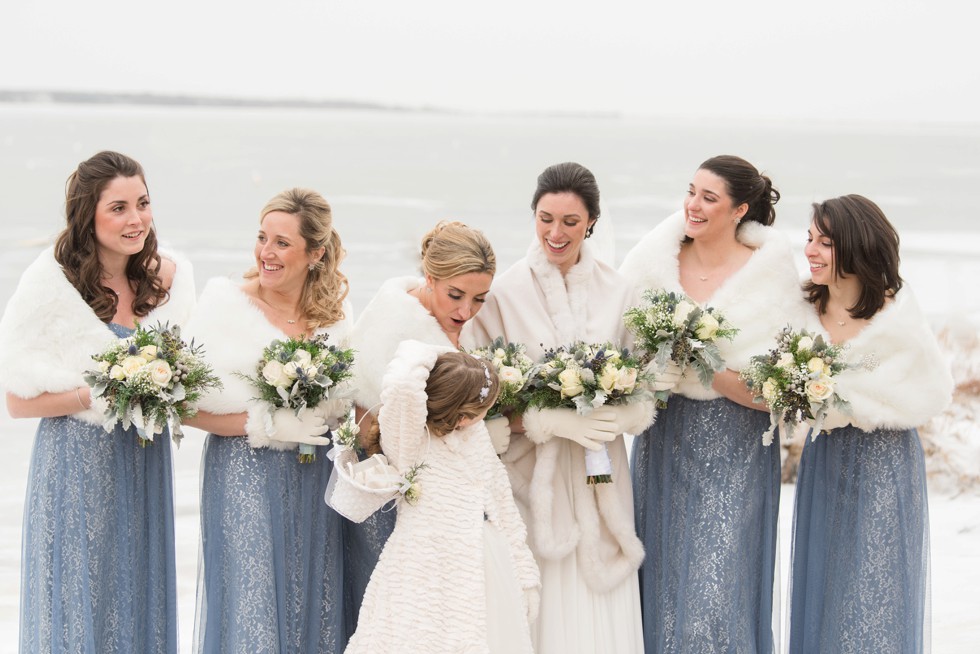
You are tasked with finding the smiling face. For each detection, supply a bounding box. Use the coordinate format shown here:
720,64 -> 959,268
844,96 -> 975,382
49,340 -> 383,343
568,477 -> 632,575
534,191 -> 596,274
93,175 -> 153,263
423,271 -> 493,339
804,220 -> 836,286
683,168 -> 748,242
254,210 -> 324,295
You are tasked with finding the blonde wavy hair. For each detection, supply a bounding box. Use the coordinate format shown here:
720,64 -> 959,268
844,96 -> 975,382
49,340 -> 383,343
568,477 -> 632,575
245,188 -> 348,329
420,221 -> 496,280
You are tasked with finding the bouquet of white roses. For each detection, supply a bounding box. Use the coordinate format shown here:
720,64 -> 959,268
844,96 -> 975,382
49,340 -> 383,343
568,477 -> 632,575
740,327 -> 849,445
240,334 -> 355,462
525,342 -> 649,483
84,321 -> 221,446
623,289 -> 738,405
468,337 -> 535,418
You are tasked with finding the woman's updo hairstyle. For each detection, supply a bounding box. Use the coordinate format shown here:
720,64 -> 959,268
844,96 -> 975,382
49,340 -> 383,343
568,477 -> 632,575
531,162 -> 601,238
698,155 -> 779,227
419,221 -> 496,280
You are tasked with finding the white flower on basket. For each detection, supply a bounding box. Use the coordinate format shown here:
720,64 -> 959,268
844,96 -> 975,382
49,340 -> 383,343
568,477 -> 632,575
148,360 -> 173,387
121,356 -> 146,379
807,357 -> 825,374
797,336 -> 814,351
805,376 -> 835,403
558,368 -> 585,398
695,313 -> 720,340
139,345 -> 158,361
673,300 -> 696,327
498,365 -> 524,386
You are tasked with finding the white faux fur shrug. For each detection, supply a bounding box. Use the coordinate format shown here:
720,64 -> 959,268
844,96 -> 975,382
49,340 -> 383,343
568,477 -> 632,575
348,276 -> 453,414
807,288 -> 953,432
0,246 -> 195,425
182,277 -> 352,446
619,211 -> 811,400
463,241 -> 647,593
346,340 -> 538,654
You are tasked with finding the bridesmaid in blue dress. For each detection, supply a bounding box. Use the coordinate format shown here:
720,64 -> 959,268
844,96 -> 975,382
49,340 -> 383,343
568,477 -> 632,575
788,195 -> 952,653
619,156 -> 809,653
0,151 -> 195,653
185,188 -> 353,653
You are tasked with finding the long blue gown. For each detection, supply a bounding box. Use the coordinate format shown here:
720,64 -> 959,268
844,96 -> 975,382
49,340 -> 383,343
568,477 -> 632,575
788,426 -> 929,653
632,395 -> 780,654
19,322 -> 178,654
194,433 -> 347,654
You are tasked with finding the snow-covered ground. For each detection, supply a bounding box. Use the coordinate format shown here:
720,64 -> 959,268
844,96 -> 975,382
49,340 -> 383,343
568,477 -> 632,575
0,413 -> 977,653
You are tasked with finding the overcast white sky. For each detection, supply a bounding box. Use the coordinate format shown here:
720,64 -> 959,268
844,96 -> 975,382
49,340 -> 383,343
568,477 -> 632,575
3,0 -> 978,122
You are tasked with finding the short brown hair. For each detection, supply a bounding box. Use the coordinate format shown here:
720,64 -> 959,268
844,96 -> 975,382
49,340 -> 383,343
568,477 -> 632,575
425,352 -> 499,437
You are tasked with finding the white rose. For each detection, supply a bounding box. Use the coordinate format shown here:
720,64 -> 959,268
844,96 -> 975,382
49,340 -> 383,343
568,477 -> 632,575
110,365 -> 125,381
120,356 -> 146,379
261,360 -> 291,388
148,360 -> 173,387
283,361 -> 300,379
761,378 -> 779,403
304,365 -> 321,380
777,352 -> 795,369
797,336 -> 814,351
498,365 -> 524,387
612,366 -> 638,393
558,368 -> 585,398
805,376 -> 835,402
598,364 -> 618,393
807,357 -> 825,374
604,349 -> 621,363
139,345 -> 158,362
493,348 -> 506,362
292,349 -> 312,367
695,313 -> 720,340
98,360 -> 111,374
673,300 -> 696,328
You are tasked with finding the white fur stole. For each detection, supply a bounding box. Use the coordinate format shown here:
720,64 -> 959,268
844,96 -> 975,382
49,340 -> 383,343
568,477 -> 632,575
0,247 -> 195,425
620,211 -> 810,399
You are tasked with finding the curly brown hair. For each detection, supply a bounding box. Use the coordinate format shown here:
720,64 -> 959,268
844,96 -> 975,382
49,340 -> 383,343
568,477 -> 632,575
53,151 -> 168,322
244,188 -> 349,330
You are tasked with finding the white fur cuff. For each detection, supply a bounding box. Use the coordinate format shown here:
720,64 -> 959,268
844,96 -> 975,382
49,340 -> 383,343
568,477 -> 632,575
521,407 -> 554,446
617,400 -> 657,435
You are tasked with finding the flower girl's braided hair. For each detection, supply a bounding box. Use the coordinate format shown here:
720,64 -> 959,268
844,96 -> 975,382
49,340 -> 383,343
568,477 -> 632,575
424,352 -> 499,437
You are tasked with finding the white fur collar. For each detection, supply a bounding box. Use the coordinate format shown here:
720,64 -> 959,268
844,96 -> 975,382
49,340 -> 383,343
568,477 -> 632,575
349,276 -> 453,413
620,212 -> 809,399
0,247 -> 195,424
816,289 -> 953,431
526,239 -> 599,344
184,276 -> 351,415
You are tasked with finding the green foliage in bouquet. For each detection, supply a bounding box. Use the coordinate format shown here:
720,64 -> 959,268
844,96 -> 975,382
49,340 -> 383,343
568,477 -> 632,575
468,336 -> 535,417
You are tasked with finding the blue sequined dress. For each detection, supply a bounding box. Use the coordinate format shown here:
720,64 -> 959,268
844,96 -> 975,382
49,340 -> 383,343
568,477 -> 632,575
193,434 -> 346,654
632,395 -> 780,653
788,426 -> 929,653
19,322 -> 178,654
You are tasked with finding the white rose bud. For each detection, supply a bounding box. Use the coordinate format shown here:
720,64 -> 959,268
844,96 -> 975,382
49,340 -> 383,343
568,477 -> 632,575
148,360 -> 173,387
807,357 -> 825,374
797,336 -> 814,352
139,345 -> 158,362
293,349 -> 312,367
695,313 -> 720,340
762,377 -> 779,403
613,366 -> 638,393
598,364 -> 618,393
805,377 -> 835,402
98,360 -> 111,374
120,356 -> 146,379
558,368 -> 585,398
262,360 -> 289,387
282,361 -> 300,379
777,352 -> 795,369
110,365 -> 125,381
673,300 -> 696,328
497,365 -> 524,388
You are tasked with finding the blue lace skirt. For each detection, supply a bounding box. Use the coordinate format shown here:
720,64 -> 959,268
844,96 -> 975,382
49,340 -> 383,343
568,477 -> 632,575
788,426 -> 929,653
194,434 -> 347,654
20,415 -> 178,654
632,395 -> 780,654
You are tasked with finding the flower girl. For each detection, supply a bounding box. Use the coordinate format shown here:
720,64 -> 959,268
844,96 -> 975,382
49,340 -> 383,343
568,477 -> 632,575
330,340 -> 539,654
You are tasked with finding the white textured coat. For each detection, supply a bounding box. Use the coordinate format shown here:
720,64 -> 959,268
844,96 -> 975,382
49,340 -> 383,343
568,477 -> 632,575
464,241 -> 649,593
619,211 -> 812,399
348,276 -> 452,414
0,247 -> 195,425
808,289 -> 953,432
182,276 -> 352,448
346,340 -> 539,654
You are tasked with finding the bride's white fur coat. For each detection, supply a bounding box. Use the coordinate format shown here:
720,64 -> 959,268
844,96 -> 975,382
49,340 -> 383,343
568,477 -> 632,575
807,288 -> 953,432
464,241 -> 649,593
348,276 -> 453,414
182,276 -> 352,448
0,247 -> 195,425
619,210 -> 812,400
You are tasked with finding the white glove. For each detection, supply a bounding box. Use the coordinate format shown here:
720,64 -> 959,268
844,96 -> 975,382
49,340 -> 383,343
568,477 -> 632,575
484,416 -> 512,455
524,587 -> 540,624
646,359 -> 683,392
314,396 -> 353,430
605,401 -> 656,435
523,406 -> 621,450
